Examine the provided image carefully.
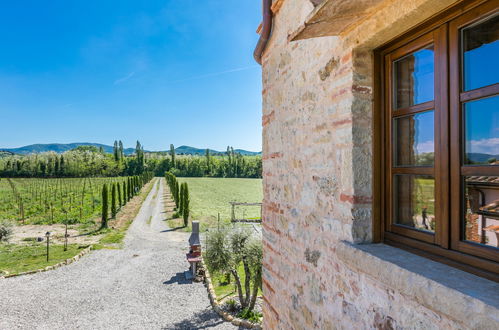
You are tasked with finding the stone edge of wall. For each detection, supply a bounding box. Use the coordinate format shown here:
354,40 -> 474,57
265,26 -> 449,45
202,259 -> 263,329
336,241 -> 499,329
0,246 -> 92,279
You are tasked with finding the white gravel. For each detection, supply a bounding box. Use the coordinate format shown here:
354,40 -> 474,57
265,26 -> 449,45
0,178 -> 239,330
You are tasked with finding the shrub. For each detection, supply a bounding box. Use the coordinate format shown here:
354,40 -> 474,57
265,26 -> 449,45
226,299 -> 238,313
237,309 -> 262,323
0,220 -> 13,242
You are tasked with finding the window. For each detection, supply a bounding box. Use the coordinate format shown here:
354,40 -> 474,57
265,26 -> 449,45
377,0 -> 499,279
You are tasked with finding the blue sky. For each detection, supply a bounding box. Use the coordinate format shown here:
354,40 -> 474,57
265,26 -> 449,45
0,0 -> 262,151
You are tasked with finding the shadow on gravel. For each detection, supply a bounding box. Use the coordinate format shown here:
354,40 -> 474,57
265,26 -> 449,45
164,272 -> 192,285
162,308 -> 239,330
161,226 -> 186,232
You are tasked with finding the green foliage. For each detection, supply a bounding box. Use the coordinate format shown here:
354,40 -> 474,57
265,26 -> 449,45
237,309 -> 262,323
0,220 -> 13,242
117,183 -> 122,207
205,227 -> 262,312
0,173 -> 154,226
179,182 -> 185,216
101,184 -> 108,229
182,182 -> 190,227
226,299 -> 237,313
111,183 -> 117,218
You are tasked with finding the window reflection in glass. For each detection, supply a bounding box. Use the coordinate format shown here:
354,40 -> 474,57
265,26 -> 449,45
464,95 -> 499,165
393,175 -> 435,233
464,176 -> 499,249
393,110 -> 434,166
394,46 -> 434,109
462,14 -> 499,91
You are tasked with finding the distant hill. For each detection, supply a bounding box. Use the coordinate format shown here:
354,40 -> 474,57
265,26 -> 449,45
0,151 -> 14,158
174,145 -> 260,156
0,143 -> 261,156
467,153 -> 499,164
0,143 -> 137,155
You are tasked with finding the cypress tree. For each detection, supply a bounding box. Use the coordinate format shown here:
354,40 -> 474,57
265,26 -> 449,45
170,144 -> 175,168
179,182 -> 185,216
101,184 -> 108,229
174,179 -> 180,208
111,183 -> 117,218
123,181 -> 127,204
113,140 -> 119,161
182,183 -> 190,227
130,177 -> 134,197
117,182 -> 122,207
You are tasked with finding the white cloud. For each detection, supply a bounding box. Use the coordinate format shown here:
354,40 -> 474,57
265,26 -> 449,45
416,140 -> 434,154
468,137 -> 499,155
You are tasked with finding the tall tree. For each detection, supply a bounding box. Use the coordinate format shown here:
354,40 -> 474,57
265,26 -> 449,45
117,181 -> 122,207
101,184 -> 108,229
113,140 -> 119,161
111,183 -> 117,218
182,183 -> 190,227
205,149 -> 211,175
118,140 -> 124,160
170,144 -> 176,168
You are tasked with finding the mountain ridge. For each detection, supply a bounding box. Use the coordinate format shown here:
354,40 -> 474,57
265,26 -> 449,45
0,143 -> 261,156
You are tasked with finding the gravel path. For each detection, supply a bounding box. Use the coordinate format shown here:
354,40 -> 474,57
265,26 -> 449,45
0,178 -> 238,330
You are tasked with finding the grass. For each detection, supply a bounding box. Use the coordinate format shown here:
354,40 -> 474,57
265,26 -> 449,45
0,243 -> 84,275
210,264 -> 263,301
170,178 -> 262,231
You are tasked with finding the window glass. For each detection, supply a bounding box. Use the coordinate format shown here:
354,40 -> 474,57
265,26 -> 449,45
463,95 -> 499,165
393,175 -> 435,233
464,176 -> 499,249
462,14 -> 499,91
393,110 -> 435,166
394,46 -> 434,109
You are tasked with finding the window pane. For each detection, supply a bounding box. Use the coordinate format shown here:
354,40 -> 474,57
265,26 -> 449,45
393,110 -> 434,166
464,176 -> 499,249
463,95 -> 499,165
393,175 -> 435,233
393,46 -> 434,109
462,14 -> 499,91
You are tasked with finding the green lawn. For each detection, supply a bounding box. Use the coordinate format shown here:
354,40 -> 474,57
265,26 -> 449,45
210,264 -> 263,301
177,177 -> 262,221
0,243 -> 84,275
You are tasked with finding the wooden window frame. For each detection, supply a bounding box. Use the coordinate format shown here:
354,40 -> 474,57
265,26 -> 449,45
374,0 -> 499,281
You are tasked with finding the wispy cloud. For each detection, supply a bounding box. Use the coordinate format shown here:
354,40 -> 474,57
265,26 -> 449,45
166,65 -> 259,84
468,137 -> 499,155
114,72 -> 135,85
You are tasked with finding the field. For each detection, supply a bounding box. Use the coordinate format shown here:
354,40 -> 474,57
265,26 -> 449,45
177,177 -> 263,222
0,177 -> 134,225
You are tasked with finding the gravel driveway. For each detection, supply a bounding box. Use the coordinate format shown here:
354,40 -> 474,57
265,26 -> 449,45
0,178 -> 238,330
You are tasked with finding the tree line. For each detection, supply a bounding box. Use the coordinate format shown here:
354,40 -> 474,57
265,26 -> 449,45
165,172 -> 190,227
0,143 -> 261,179
101,172 -> 154,229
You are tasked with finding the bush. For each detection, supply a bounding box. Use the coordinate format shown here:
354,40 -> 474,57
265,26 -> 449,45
237,309 -> 262,323
226,299 -> 238,313
0,220 -> 13,242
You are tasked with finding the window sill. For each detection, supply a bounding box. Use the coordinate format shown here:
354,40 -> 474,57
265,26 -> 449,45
336,241 -> 499,329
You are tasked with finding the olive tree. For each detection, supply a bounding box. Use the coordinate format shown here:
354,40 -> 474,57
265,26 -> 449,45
204,227 -> 262,312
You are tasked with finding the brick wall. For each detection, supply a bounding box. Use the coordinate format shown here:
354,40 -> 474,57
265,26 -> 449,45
261,0 -> 499,328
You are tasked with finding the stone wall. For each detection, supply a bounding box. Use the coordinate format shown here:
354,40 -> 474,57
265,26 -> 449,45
260,0 -> 499,328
